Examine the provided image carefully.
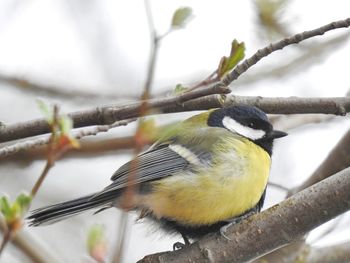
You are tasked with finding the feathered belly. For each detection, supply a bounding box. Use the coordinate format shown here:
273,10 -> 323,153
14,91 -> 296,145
141,168 -> 269,225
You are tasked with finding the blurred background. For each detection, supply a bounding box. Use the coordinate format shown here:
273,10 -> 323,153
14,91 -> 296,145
0,0 -> 350,262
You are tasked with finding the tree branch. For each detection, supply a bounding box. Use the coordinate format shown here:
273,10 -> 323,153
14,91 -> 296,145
0,17 -> 349,143
0,137 -> 136,162
1,94 -> 349,143
254,128 -> 350,263
138,167 -> 350,263
0,119 -> 136,159
221,17 -> 350,86
234,33 -> 350,87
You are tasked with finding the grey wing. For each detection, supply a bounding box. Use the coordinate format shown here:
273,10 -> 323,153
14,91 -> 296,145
91,143 -> 210,200
111,144 -> 190,188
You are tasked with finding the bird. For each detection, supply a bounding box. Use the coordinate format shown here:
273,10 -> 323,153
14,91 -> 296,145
28,105 -> 287,246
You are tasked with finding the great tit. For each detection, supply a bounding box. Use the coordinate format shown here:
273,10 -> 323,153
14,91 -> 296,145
28,106 -> 287,245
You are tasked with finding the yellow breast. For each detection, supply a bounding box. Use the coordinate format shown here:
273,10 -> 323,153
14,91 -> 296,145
143,137 -> 271,226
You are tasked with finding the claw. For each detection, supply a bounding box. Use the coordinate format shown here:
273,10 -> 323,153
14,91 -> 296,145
220,224 -> 232,241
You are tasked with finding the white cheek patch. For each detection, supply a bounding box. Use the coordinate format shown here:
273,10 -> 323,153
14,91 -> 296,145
222,116 -> 265,140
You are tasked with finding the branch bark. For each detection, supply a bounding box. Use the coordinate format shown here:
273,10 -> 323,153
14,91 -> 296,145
221,18 -> 350,86
138,167 -> 350,263
1,95 -> 349,143
0,16 -> 349,144
0,137 -> 136,161
0,119 -> 136,159
254,128 -> 350,263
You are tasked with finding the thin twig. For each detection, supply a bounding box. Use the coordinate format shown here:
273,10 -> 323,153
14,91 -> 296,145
0,17 -> 349,143
0,227 -> 10,256
0,119 -> 136,160
30,105 -> 59,198
0,137 -> 136,162
235,33 -> 350,87
268,182 -> 289,192
221,17 -> 350,86
186,70 -> 219,92
112,1 -> 159,262
142,0 -> 158,100
0,106 -> 60,259
31,160 -> 53,198
0,84 -> 230,143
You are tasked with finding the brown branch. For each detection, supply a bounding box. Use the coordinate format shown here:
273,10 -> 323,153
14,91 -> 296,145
268,182 -> 289,192
221,17 -> 350,86
0,137 -> 136,162
235,33 -> 350,87
253,128 -> 350,263
1,94 -> 350,144
0,17 -> 349,143
1,106 -> 63,260
0,86 -> 229,143
138,167 -> 350,263
1,113 -> 337,162
112,1 -> 163,261
0,119 -> 136,160
222,96 -> 350,115
30,105 -> 61,198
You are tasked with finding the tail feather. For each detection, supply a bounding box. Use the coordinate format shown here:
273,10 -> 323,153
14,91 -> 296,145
27,193 -> 113,226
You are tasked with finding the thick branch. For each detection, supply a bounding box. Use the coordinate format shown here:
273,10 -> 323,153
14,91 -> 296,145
1,95 -> 349,143
138,167 -> 350,263
1,17 -> 349,143
0,113 -> 338,161
0,86 -> 229,143
254,127 -> 350,262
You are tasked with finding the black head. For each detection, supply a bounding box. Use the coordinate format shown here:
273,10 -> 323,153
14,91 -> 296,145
207,106 -> 287,155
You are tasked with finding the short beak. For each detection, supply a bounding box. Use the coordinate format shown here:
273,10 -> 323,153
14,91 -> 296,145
269,130 -> 288,139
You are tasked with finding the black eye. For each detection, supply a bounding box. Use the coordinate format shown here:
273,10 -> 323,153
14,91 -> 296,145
248,122 -> 254,128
